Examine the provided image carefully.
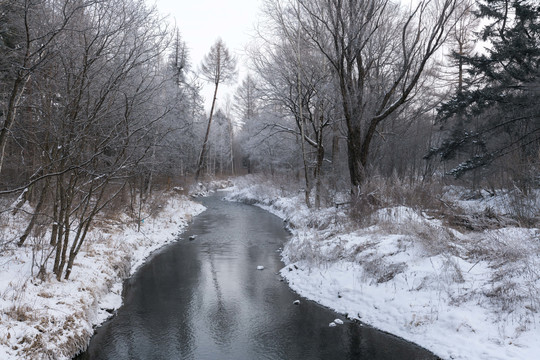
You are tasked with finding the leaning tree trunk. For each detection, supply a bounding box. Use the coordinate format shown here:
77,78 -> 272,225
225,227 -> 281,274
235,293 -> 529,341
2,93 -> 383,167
17,178 -> 50,247
195,82 -> 219,181
56,197 -> 71,281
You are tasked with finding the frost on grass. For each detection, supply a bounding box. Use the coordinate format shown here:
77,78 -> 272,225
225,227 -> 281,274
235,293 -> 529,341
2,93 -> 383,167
227,175 -> 540,360
0,192 -> 205,360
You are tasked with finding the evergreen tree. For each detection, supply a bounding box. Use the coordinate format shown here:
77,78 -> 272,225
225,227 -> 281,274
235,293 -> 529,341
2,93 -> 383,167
431,0 -> 540,179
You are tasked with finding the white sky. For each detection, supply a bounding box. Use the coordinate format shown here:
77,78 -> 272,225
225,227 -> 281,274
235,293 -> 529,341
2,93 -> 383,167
152,0 -> 263,110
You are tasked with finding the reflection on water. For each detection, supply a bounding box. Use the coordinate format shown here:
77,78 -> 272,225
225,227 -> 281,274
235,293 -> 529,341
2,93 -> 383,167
75,194 -> 439,360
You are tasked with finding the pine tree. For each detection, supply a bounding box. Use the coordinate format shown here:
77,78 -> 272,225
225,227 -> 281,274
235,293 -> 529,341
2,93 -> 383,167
431,0 -> 540,179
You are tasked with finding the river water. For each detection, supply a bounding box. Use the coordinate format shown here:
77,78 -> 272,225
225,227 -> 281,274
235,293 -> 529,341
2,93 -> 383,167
75,194 -> 439,360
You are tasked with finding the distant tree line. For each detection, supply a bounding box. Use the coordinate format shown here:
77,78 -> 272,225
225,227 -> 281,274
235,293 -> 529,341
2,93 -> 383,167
1,0 -> 539,280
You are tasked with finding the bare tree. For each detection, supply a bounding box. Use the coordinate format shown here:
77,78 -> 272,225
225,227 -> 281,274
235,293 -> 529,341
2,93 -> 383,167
249,2 -> 339,207
291,0 -> 461,194
195,38 -> 237,180
55,1 -> 167,279
432,0 -> 479,99
449,0 -> 478,96
170,29 -> 189,86
233,75 -> 261,174
234,75 -> 259,122
1,0 -> 174,281
0,0 -> 97,176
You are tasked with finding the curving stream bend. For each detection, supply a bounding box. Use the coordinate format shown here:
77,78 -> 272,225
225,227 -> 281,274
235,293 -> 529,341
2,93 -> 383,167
75,194 -> 439,360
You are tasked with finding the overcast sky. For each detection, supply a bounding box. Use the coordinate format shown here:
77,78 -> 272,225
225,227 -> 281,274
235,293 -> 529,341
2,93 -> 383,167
152,0 -> 263,108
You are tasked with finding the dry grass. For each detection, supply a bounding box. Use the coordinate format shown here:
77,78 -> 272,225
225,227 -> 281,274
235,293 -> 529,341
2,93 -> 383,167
401,221 -> 457,257
363,259 -> 408,284
4,304 -> 36,323
0,183 -> 203,359
481,232 -> 540,313
348,175 -> 537,233
99,185 -> 131,223
349,176 -> 446,227
233,174 -> 540,326
146,191 -> 168,219
505,187 -> 539,227
19,311 -> 93,360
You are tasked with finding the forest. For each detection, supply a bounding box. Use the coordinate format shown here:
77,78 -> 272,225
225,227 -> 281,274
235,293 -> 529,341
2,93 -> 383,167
0,0 -> 539,359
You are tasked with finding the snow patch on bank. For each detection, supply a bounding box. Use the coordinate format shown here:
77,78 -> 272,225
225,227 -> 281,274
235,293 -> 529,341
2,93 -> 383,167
225,176 -> 540,360
0,194 -> 205,359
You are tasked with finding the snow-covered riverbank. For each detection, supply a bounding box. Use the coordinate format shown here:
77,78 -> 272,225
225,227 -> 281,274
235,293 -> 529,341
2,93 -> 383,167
0,193 -> 205,359
225,176 -> 540,360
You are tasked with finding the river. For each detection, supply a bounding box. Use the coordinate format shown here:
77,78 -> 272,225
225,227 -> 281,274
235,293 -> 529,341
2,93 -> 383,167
75,194 -> 439,360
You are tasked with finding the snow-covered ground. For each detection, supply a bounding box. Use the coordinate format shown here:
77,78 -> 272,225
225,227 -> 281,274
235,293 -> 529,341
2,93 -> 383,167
0,192 -> 205,359
225,175 -> 540,360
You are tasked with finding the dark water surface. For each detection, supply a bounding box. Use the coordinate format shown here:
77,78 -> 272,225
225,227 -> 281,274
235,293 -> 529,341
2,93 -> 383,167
75,194 -> 438,360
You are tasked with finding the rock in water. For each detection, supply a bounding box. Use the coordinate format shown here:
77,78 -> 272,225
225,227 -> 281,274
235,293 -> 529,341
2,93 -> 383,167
329,322 -> 337,327
293,300 -> 300,305
334,319 -> 343,325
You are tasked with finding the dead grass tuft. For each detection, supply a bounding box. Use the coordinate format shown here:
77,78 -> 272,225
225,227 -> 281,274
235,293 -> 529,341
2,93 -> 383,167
458,230 -> 540,316
349,176 -> 446,227
505,187 -> 539,227
4,304 -> 36,322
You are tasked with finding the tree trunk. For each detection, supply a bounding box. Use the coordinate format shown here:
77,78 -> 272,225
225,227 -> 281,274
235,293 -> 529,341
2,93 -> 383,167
195,82 -> 220,181
52,180 -> 66,274
314,109 -> 325,209
56,201 -> 71,281
50,179 -> 61,246
137,175 -> 144,232
228,115 -> 235,175
64,218 -> 91,280
54,175 -> 73,281
332,122 -> 340,173
347,125 -> 366,196
0,76 -> 30,175
17,179 -> 49,247
299,116 -> 312,208
314,142 -> 324,209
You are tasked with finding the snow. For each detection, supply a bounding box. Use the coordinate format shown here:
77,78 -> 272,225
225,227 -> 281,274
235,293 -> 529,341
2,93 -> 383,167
1,175 -> 538,359
257,265 -> 265,270
0,193 -> 205,359
188,179 -> 234,197
225,175 -> 540,360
